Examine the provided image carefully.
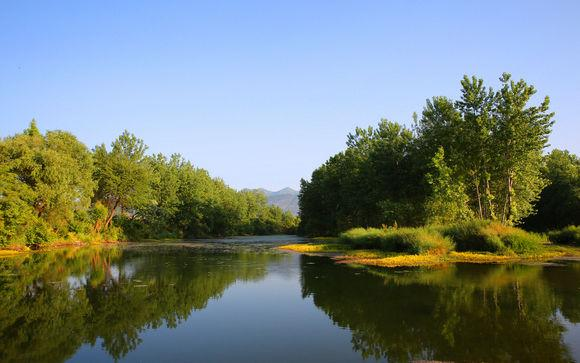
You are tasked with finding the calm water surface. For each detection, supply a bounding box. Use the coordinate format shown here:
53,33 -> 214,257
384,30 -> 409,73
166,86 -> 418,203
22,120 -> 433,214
1,235 -> 579,362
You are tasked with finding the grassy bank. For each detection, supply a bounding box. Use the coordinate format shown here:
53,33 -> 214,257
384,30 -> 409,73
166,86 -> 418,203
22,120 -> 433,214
279,222 -> 580,268
548,225 -> 580,245
0,238 -> 120,258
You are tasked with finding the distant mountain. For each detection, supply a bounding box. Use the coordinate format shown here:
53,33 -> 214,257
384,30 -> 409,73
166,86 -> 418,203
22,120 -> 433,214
251,187 -> 299,215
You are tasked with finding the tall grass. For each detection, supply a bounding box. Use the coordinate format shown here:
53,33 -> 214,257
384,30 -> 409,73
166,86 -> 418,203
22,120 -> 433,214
548,226 -> 580,246
339,227 -> 453,255
340,221 -> 547,255
440,220 -> 545,254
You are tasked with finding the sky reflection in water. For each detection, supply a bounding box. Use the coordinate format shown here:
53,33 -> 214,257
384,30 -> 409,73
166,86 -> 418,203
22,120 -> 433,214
0,239 -> 579,362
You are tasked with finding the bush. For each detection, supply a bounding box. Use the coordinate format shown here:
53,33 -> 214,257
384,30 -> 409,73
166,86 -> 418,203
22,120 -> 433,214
340,227 -> 453,255
25,221 -> 57,247
501,230 -> 545,254
341,221 -> 546,256
441,220 -> 506,253
441,220 -> 544,254
103,225 -> 124,242
340,228 -> 384,249
548,226 -> 580,245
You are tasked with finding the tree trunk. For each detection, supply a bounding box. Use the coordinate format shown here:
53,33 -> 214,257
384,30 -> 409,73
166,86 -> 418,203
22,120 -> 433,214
474,180 -> 483,219
505,173 -> 514,224
104,199 -> 119,229
485,177 -> 494,220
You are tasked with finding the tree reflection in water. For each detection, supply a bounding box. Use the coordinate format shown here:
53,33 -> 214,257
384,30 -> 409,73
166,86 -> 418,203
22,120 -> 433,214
300,255 -> 580,363
0,245 -> 282,362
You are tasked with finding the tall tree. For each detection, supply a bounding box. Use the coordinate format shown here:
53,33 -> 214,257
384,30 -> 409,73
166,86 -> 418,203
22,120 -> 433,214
493,73 -> 554,223
416,73 -> 554,225
0,120 -> 95,243
93,131 -> 153,229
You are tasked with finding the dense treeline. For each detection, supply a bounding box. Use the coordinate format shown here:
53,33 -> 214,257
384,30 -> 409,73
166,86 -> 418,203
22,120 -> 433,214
0,122 -> 297,247
299,74 -> 580,236
521,149 -> 580,231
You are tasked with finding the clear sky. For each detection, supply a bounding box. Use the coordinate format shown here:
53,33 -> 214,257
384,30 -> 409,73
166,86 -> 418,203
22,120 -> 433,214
1,1 -> 579,191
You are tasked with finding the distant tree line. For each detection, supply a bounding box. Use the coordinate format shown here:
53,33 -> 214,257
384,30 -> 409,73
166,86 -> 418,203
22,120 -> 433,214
0,122 -> 297,247
299,74 -> 579,236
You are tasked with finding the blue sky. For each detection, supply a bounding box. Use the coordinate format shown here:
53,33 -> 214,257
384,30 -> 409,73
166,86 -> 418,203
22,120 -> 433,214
1,1 -> 579,190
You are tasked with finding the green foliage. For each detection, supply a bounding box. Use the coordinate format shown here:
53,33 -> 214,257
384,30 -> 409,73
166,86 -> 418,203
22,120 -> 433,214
442,220 -> 505,253
548,226 -> 580,246
522,149 -> 580,231
340,227 -> 453,255
1,123 -> 298,247
0,120 -> 95,246
340,221 -> 545,255
300,73 -> 561,236
417,73 -> 554,225
299,119 -> 425,236
121,156 -> 298,240
0,166 -> 37,246
25,220 -> 57,246
93,130 -> 154,230
441,220 -> 544,254
425,147 -> 473,224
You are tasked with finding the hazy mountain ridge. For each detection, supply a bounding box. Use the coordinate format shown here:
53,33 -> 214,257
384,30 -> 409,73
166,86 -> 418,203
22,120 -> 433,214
250,188 -> 299,215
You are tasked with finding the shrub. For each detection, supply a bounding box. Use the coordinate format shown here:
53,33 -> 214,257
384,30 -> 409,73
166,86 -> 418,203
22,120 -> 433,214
548,226 -> 580,246
441,221 -> 506,253
341,221 -> 546,256
340,227 -> 453,255
25,221 -> 57,247
103,225 -> 124,242
441,220 -> 544,254
501,230 -> 545,254
339,228 -> 385,249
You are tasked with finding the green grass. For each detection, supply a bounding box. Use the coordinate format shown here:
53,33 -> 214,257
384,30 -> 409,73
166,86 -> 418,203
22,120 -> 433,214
339,227 -> 453,255
279,222 -> 580,268
548,226 -> 580,246
440,220 -> 545,254
339,221 -> 546,256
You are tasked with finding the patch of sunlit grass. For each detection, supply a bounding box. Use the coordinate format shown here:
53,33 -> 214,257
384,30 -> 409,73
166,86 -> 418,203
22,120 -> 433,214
277,243 -> 349,253
543,244 -> 580,255
0,250 -> 23,258
344,250 -> 392,259
448,251 -> 517,263
278,240 -> 580,268
338,254 -> 444,267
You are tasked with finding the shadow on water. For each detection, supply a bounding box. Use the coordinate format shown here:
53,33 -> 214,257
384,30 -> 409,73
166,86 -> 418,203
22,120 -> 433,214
300,255 -> 580,362
0,244 -> 285,362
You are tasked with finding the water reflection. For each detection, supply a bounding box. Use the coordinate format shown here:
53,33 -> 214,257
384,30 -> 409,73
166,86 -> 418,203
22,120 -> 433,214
1,244 -> 580,362
300,256 -> 580,362
0,244 -> 283,362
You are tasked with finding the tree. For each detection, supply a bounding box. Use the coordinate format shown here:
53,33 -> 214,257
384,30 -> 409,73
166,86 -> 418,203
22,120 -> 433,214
425,147 -> 473,224
416,73 -> 554,225
0,121 -> 95,245
522,149 -> 580,230
300,73 -> 556,236
493,73 -> 554,224
299,120 -> 423,236
93,131 -> 154,229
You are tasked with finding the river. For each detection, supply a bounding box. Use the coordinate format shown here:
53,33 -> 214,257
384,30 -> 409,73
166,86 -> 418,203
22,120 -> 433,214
1,235 -> 579,362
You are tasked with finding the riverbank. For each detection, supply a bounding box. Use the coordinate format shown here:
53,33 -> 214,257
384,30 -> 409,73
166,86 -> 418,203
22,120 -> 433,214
278,242 -> 580,267
0,240 -> 120,258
